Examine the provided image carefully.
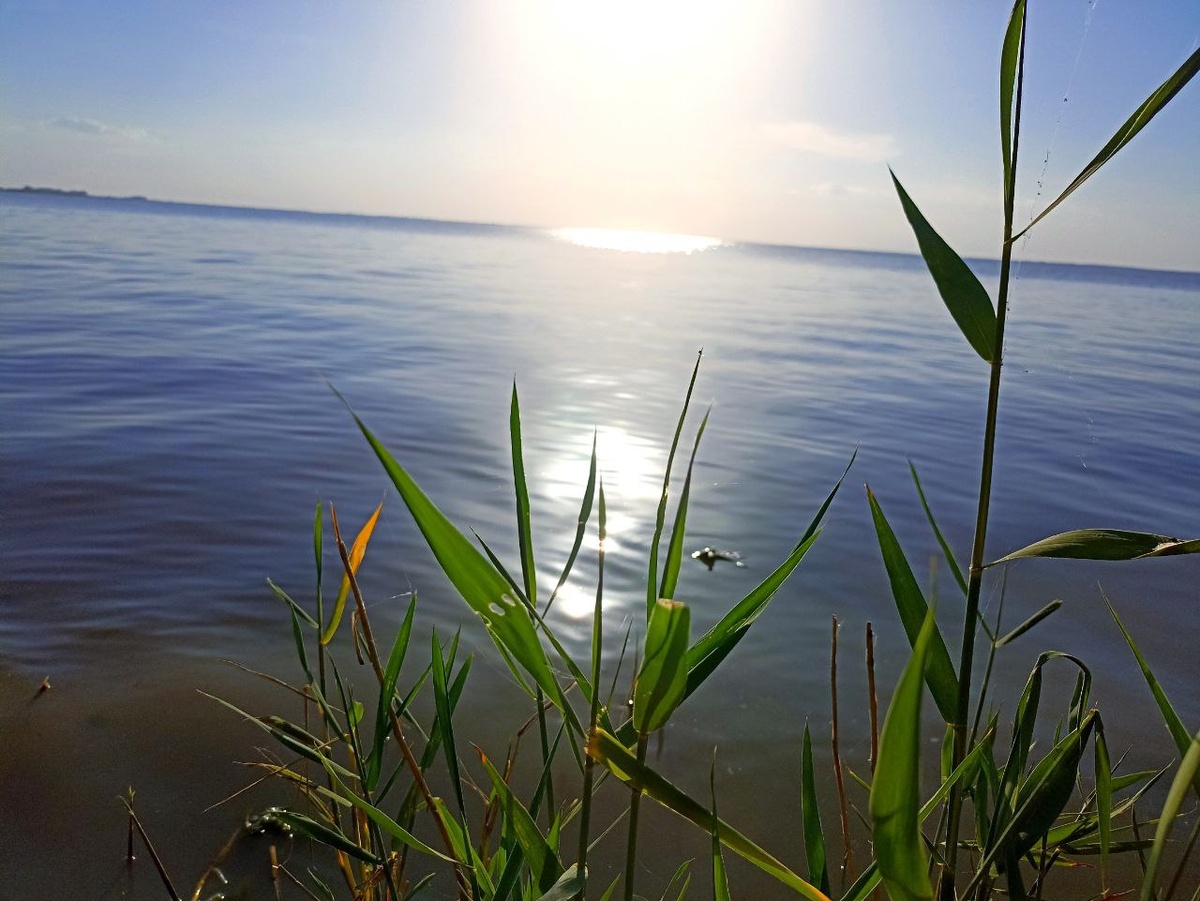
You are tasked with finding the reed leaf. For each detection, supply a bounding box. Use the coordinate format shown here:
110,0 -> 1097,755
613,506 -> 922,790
866,487 -> 959,723
536,865 -> 587,901
366,593 -> 417,791
710,760 -> 732,901
659,409 -> 709,600
510,382 -> 537,607
990,529 -> 1200,565
800,723 -> 830,897
348,408 -> 570,716
889,171 -> 995,362
999,0 -> 1027,207
1141,731 -> 1200,901
995,599 -> 1061,647
634,599 -> 691,734
481,754 -> 563,895
320,500 -> 383,645
648,351 -> 703,619
587,728 -> 832,901
869,607 -> 936,901
909,462 -> 967,596
545,432 -> 597,616
267,808 -> 383,865
1015,45 -> 1200,241
1095,723 -> 1113,892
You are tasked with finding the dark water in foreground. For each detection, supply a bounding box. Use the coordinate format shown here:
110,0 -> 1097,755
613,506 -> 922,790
2,192 -> 1198,898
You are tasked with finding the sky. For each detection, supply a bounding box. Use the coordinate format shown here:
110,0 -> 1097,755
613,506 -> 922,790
1,1 -> 1197,270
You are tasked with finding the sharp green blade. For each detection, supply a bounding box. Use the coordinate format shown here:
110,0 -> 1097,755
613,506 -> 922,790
634,599 -> 691,734
1142,731 -> 1200,901
481,754 -> 563,895
999,0 -> 1027,204
534,864 -> 586,901
510,382 -> 538,607
659,408 -> 709,600
800,723 -> 830,896
1016,44 -> 1200,242
866,488 -> 959,723
890,171 -> 996,362
991,528 -> 1200,565
869,608 -> 936,901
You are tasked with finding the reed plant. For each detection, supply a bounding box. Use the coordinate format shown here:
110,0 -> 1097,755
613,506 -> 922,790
146,3 -> 1200,899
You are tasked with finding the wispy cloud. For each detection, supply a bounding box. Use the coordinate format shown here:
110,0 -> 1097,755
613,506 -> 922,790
45,117 -> 152,141
762,121 -> 896,162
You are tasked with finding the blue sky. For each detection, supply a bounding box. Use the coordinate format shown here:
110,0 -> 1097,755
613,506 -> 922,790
2,1 -> 1197,270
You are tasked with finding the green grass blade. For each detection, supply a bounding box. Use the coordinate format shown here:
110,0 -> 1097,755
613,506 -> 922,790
800,723 -> 830,896
587,728 -> 832,901
347,406 -> 570,715
995,599 -> 1062,647
545,432 -> 597,615
648,351 -> 703,619
431,630 -> 468,821
1015,44 -> 1200,242
481,754 -> 563,894
711,759 -> 732,901
1107,595 -> 1200,798
990,529 -> 1200,565
866,487 -> 959,723
634,599 -> 691,734
267,579 -> 319,629
1096,721 -> 1113,893
909,462 -> 967,596
659,408 -> 710,600
999,0 -> 1027,207
536,864 -> 586,901
889,170 -> 996,362
268,809 -> 382,865
870,608 -> 936,901
366,593 -> 417,791
684,530 -> 820,699
313,501 -> 324,627
1141,731 -> 1200,901
511,382 -> 538,607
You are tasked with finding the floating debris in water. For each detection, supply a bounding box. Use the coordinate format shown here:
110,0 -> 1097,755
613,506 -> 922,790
690,547 -> 745,570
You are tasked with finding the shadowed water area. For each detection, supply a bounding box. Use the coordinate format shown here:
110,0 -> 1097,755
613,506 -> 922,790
2,192 -> 1198,897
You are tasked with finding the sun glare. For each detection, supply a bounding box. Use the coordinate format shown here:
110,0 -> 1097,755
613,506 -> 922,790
553,227 -> 726,255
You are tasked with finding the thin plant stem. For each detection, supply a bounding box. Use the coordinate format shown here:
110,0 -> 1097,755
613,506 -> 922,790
866,622 -> 879,775
623,731 -> 650,901
577,482 -> 607,898
941,12 -> 1026,897
830,615 -> 853,886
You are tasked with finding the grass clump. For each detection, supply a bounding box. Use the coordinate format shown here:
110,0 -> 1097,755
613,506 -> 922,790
126,3 -> 1199,899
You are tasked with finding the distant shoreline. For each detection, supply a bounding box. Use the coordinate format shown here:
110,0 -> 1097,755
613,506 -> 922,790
2,185 -> 149,202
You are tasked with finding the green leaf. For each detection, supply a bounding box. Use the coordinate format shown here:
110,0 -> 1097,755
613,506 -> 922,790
320,501 -> 383,645
890,171 -> 996,362
535,865 -> 586,901
431,630 -> 468,821
999,0 -> 1027,207
866,488 -> 959,723
586,728 -> 832,901
1141,731 -> 1200,901
1095,723 -> 1113,893
366,593 -> 417,791
510,382 -> 538,607
648,351 -> 703,619
870,608 -> 936,901
800,724 -> 830,896
346,405 -> 571,720
995,599 -> 1062,647
634,599 -> 691,734
481,754 -> 563,895
990,529 -> 1200,565
266,809 -> 382,865
1015,44 -> 1200,242
544,432 -> 597,616
909,462 -> 967,596
660,408 -> 709,600
711,760 -> 732,901
1108,595 -> 1200,798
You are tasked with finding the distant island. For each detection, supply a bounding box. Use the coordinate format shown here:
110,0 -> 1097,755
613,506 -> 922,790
2,185 -> 148,202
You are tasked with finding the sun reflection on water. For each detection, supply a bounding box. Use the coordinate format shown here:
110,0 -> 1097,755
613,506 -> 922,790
553,227 -> 726,255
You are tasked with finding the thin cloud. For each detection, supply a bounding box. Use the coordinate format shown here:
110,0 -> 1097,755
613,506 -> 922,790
46,117 -> 151,141
762,121 -> 896,162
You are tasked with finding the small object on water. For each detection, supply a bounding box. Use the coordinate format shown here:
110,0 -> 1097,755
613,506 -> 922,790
35,676 -> 51,698
690,547 -> 744,570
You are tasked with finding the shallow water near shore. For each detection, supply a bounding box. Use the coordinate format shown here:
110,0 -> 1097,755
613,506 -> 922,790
2,191 -> 1198,897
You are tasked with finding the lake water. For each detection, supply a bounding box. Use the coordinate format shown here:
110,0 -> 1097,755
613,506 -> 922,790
2,191 -> 1198,898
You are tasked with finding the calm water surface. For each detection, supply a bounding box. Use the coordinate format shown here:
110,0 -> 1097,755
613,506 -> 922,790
2,192 -> 1198,897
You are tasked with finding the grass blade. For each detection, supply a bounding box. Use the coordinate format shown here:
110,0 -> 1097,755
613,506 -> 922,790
999,0 -> 1027,207
909,462 -> 967,596
511,382 -> 538,607
1016,45 -> 1200,241
990,529 -> 1200,565
889,171 -> 995,362
869,608 -> 936,901
660,409 -> 710,600
995,599 -> 1062,647
545,432 -> 597,615
480,753 -> 563,894
866,487 -> 959,723
800,723 -> 830,896
647,351 -> 703,619
634,599 -> 691,734
1142,731 -> 1200,901
366,593 -> 417,791
346,406 -> 570,715
587,728 -> 832,901
537,864 -> 587,901
711,759 -> 732,901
